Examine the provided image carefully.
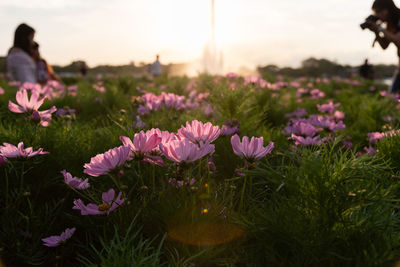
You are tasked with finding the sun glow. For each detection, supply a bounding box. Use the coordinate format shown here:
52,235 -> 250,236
135,0 -> 236,63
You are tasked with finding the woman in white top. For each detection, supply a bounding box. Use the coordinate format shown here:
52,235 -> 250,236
6,23 -> 37,84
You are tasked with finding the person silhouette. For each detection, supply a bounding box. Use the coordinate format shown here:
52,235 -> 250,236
31,42 -> 59,84
359,59 -> 375,80
6,23 -> 37,83
151,54 -> 162,77
364,0 -> 400,92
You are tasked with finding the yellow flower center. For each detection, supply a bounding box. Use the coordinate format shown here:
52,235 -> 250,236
98,203 -> 111,211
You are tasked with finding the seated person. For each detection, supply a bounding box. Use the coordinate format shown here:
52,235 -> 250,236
7,23 -> 37,84
31,42 -> 59,84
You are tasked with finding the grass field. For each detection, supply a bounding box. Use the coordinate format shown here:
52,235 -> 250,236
1,73 -> 400,266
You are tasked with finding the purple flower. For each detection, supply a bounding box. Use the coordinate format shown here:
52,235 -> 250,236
160,138 -> 215,163
364,146 -> 375,156
61,170 -> 90,190
178,120 -> 220,144
0,155 -> 8,166
93,82 -> 106,93
56,108 -> 76,117
310,89 -> 325,100
333,110 -> 345,121
83,146 -> 131,177
291,134 -> 325,146
309,115 -> 346,132
73,188 -> 125,215
220,120 -> 240,136
0,142 -> 49,158
283,119 -> 317,137
133,115 -> 146,129
367,132 -> 385,144
244,76 -> 260,85
42,227 -> 75,247
296,88 -> 308,98
120,131 -> 161,156
285,108 -> 307,118
226,72 -> 238,78
343,137 -> 353,149
168,177 -> 196,188
8,89 -> 45,113
317,100 -> 340,114
231,134 -> 274,162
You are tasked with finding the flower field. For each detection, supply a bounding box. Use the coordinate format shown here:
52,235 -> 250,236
1,73 -> 400,266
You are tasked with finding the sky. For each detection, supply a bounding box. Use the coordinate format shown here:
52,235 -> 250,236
0,0 -> 399,72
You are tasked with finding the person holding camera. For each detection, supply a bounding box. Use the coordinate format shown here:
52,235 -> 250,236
363,0 -> 400,93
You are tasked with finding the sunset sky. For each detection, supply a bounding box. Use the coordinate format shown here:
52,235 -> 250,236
1,0 -> 399,72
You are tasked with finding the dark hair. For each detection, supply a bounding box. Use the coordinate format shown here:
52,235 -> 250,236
13,23 -> 35,55
372,0 -> 400,27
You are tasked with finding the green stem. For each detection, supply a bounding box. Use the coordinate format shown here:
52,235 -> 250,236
198,158 -> 203,187
137,161 -> 144,187
239,176 -> 247,212
152,165 -> 155,194
5,169 -> 9,208
108,174 -> 122,194
27,196 -> 33,216
19,162 -> 25,195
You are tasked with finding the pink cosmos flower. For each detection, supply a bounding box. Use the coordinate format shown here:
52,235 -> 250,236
310,89 -> 326,100
67,85 -> 78,92
160,138 -> 215,163
380,91 -> 388,97
19,82 -> 42,93
283,119 -> 317,137
290,81 -> 301,88
244,76 -> 260,85
317,100 -> 340,114
9,89 -> 57,126
83,146 -> 131,177
309,115 -> 346,132
383,116 -> 393,122
178,120 -> 220,144
120,131 -> 161,156
259,79 -> 270,88
73,188 -> 125,215
146,128 -> 177,147
333,110 -> 345,121
367,132 -> 386,144
161,92 -> 186,109
8,89 -> 45,113
367,130 -> 400,144
35,106 -> 57,127
93,82 -> 106,93
61,170 -> 90,190
42,227 -> 75,247
226,72 -> 238,78
0,87 -> 4,95
231,134 -> 274,161
291,134 -> 325,146
8,81 -> 21,87
0,142 -> 49,158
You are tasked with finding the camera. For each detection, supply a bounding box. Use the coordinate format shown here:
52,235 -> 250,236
360,15 -> 379,30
